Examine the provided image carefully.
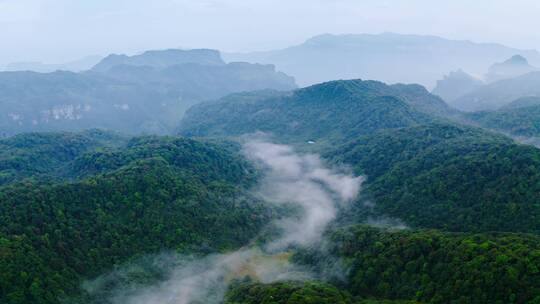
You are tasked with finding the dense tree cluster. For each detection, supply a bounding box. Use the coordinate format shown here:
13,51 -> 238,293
225,281 -> 354,304
329,123 -> 540,232
225,281 -> 419,304
5,77 -> 540,303
179,80 -> 439,146
326,226 -> 540,304
0,129 -> 127,185
468,104 -> 540,137
0,132 -> 273,304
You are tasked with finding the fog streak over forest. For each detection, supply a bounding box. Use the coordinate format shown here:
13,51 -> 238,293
85,138 -> 363,304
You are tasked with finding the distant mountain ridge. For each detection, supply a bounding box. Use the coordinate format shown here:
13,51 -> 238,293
485,54 -> 538,83
0,131 -> 273,303
0,49 -> 296,136
432,55 -> 540,110
225,33 -> 540,88
451,71 -> 540,111
432,69 -> 484,102
91,49 -> 225,72
3,55 -> 103,73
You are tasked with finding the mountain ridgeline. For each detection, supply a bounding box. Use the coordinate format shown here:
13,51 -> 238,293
0,49 -> 296,137
181,79 -> 540,234
466,97 -> 540,138
224,33 -> 540,88
176,78 -> 540,302
179,79 -> 452,145
3,59 -> 540,302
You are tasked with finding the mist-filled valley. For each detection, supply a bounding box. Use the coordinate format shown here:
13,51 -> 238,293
4,2 -> 540,304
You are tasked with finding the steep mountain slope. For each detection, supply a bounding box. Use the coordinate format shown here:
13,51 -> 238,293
92,62 -> 295,103
226,224 -> 540,304
0,129 -> 127,185
5,74 -> 540,303
0,132 -> 273,304
451,71 -> 540,111
485,55 -> 537,83
225,33 -> 540,88
467,104 -> 540,138
328,123 -> 540,233
179,79 -> 453,146
180,79 -> 540,233
0,49 -> 296,137
464,97 -> 540,139
431,69 -> 484,102
299,225 -> 540,303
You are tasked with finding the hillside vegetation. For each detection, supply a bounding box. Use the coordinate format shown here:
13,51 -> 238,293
294,225 -> 540,304
180,79 -> 451,146
0,132 -> 273,304
181,79 -> 540,233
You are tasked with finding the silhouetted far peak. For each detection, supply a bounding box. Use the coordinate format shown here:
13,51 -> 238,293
225,33 -> 540,88
503,54 -> 529,65
486,54 -> 537,83
489,54 -> 532,71
432,69 -> 484,102
92,48 -> 225,72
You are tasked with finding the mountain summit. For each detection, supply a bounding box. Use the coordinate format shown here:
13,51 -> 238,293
91,49 -> 225,72
485,54 -> 537,82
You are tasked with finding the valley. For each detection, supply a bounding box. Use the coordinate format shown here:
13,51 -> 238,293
2,5 -> 540,302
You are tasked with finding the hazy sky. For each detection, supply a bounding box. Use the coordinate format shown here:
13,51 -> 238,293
1,0 -> 540,64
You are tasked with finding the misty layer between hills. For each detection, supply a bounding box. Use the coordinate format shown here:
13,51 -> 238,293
80,137 -> 364,304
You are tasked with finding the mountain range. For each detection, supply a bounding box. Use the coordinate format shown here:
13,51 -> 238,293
4,34 -> 540,304
225,33 -> 540,88
2,56 -> 103,73
0,49 -> 296,137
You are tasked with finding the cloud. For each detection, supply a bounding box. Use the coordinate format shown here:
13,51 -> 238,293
80,137 -> 363,304
243,138 -> 364,250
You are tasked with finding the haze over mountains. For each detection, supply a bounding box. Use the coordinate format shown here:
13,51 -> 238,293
2,56 -> 103,73
429,53 -> 540,113
0,49 -> 295,136
5,29 -> 540,304
225,32 -> 540,88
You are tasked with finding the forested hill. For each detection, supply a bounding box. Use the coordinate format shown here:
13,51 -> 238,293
180,80 -> 540,234
328,123 -> 540,233
0,129 -> 128,185
467,102 -> 540,138
291,225 -> 540,304
5,75 -> 540,303
0,131 -> 274,304
179,79 -> 452,146
225,224 -> 540,303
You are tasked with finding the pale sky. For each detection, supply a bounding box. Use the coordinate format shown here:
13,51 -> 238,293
1,0 -> 540,64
